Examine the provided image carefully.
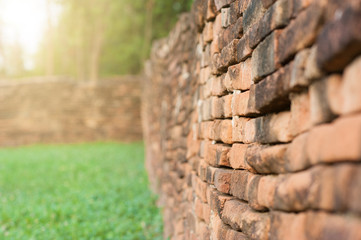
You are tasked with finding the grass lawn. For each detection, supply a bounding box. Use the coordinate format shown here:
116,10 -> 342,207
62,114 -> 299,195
0,142 -> 163,240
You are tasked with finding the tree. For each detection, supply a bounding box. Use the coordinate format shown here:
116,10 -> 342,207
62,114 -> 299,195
36,0 -> 193,80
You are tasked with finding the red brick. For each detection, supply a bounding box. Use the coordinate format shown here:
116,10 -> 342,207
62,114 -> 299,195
204,141 -> 231,167
229,143 -> 250,170
289,91 -> 311,137
316,7 -> 361,72
276,2 -> 323,64
231,116 -> 250,142
214,168 -> 233,194
236,33 -> 252,62
244,112 -> 292,144
242,0 -> 267,32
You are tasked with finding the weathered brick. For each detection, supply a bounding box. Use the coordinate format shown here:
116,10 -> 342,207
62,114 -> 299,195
242,0 -> 267,32
309,78 -> 336,125
252,32 -> 279,82
246,144 -> 288,173
214,0 -> 236,11
230,170 -> 252,201
216,39 -> 239,71
316,7 -> 361,72
229,143 -> 250,170
223,94 -> 233,117
222,199 -> 271,240
210,75 -> 227,96
249,0 -> 292,49
236,33 -> 252,62
204,141 -> 231,167
304,45 -> 323,81
270,211 -> 361,240
231,116 -> 250,142
276,3 -> 323,64
250,63 -> 292,112
289,49 -> 310,90
211,96 -> 224,119
214,168 -> 232,194
224,58 -> 252,91
289,91 -> 311,137
244,111 -> 292,144
221,8 -> 231,28
203,22 -> 214,43
206,0 -> 217,20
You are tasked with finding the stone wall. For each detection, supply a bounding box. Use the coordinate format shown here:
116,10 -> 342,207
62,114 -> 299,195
143,0 -> 361,239
0,76 -> 142,147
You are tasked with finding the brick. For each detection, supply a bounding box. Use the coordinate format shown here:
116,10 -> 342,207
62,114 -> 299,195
270,211 -> 361,240
231,90 -> 256,116
201,44 -> 211,67
309,78 -> 336,125
289,49 -> 310,90
193,0 -> 208,31
206,0 -> 217,20
211,14 -> 222,54
224,58 -> 252,91
215,39 -> 239,72
223,94 -> 233,117
200,67 -> 211,85
229,143 -> 250,170
218,17 -> 243,50
250,63 -> 292,113
210,75 -> 227,96
222,199 -> 271,240
341,56 -> 361,114
214,168 -> 232,193
211,96 -> 224,118
252,32 -> 279,82
276,3 -> 323,64
230,170 -> 252,201
242,0 -> 267,32
204,141 -> 231,167
285,133 -> 309,172
316,7 -> 361,72
257,175 -> 278,208
246,144 -> 288,174
304,45 -> 323,81
214,0 -> 235,11
249,0 -> 292,49
203,22 -> 213,43
231,116 -> 250,142
236,33 -> 252,62
221,8 -> 231,28
289,91 -> 311,137
209,187 -> 233,217
193,174 -> 209,203
244,111 -> 292,144
306,114 -> 361,166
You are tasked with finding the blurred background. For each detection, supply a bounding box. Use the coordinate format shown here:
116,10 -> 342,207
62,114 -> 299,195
0,1 -> 193,239
0,0 -> 193,81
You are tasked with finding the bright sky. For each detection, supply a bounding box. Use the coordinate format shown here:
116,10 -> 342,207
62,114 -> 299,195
0,0 -> 60,69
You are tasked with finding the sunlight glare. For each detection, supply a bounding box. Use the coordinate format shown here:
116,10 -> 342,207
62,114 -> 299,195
0,0 -> 59,69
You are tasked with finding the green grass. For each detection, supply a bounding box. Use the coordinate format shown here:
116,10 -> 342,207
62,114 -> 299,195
0,142 -> 163,240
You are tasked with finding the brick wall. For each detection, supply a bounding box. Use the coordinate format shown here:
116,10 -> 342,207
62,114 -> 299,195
0,76 -> 142,146
143,0 -> 361,239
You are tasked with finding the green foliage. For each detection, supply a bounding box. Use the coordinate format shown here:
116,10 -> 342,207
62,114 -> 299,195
36,0 -> 193,79
0,142 -> 163,239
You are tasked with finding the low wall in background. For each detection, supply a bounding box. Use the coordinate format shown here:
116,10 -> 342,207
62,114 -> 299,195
0,76 -> 142,147
143,0 -> 361,239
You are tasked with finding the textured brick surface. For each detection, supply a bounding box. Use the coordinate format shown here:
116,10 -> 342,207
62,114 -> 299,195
143,1 -> 361,239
